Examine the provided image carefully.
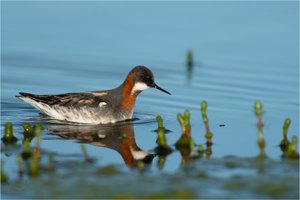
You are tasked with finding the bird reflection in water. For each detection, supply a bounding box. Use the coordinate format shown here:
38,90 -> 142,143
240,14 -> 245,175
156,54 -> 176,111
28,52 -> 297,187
46,120 -> 154,169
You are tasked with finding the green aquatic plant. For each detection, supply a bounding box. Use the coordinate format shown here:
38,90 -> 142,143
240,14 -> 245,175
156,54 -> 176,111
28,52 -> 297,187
278,118 -> 299,159
200,101 -> 214,159
155,116 -> 173,170
157,155 -> 167,171
23,122 -> 34,136
1,122 -> 18,145
81,144 -> 92,163
28,150 -> 40,177
34,124 -> 42,144
177,110 -> 191,136
21,141 -> 32,160
32,123 -> 43,158
283,118 -> 291,139
28,124 -> 43,176
1,160 -> 8,183
155,116 -> 173,155
198,144 -> 205,156
201,101 -> 213,145
175,111 -> 194,148
23,122 -> 61,177
156,115 -> 163,129
186,49 -> 194,72
254,101 -> 266,158
175,111 -> 195,166
205,143 -> 213,160
284,136 -> 299,159
22,122 -> 34,143
33,123 -> 43,155
191,144 -> 205,159
280,118 -> 291,153
28,155 -> 39,177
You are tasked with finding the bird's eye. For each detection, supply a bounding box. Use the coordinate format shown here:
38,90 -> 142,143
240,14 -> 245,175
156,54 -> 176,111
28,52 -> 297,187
144,75 -> 150,81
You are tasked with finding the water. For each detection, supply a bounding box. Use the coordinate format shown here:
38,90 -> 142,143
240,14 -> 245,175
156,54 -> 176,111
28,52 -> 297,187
1,1 -> 299,199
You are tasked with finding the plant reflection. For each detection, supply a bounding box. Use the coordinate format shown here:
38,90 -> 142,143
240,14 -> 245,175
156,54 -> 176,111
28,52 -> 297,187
47,121 -> 154,169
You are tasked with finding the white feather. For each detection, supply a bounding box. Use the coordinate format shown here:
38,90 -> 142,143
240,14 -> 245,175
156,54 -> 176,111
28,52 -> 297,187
99,102 -> 107,107
19,97 -> 64,120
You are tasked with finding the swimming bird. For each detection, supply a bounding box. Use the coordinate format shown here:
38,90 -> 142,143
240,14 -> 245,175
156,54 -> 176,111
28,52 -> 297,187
17,66 -> 171,124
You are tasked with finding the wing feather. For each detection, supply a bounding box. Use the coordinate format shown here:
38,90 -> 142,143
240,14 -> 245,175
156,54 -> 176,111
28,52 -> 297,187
18,92 -> 107,108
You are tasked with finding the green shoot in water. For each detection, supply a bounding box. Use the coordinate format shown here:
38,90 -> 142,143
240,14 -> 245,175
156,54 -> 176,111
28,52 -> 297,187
1,122 -> 18,145
177,110 -> 191,136
1,161 -> 8,183
176,110 -> 195,165
34,124 -> 42,149
157,155 -> 166,171
29,123 -> 42,176
28,156 -> 39,177
280,118 -> 291,153
284,135 -> 299,159
254,101 -> 266,158
186,49 -> 194,72
23,122 -> 34,136
22,123 -> 34,143
155,116 -> 173,153
81,144 -> 92,163
201,101 -> 213,146
21,141 -> 32,160
155,116 -> 172,170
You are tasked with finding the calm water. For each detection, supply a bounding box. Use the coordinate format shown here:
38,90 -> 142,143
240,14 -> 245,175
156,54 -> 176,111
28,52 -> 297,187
1,1 -> 299,198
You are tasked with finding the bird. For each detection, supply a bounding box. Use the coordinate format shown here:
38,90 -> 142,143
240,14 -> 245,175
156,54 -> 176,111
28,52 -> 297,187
17,66 -> 171,124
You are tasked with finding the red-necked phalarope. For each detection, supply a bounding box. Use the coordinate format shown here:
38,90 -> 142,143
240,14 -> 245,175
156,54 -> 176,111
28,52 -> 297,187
17,66 -> 171,124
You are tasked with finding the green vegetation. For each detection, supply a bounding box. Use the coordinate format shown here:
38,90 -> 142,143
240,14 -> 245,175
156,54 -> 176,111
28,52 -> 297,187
154,116 -> 172,170
1,122 -> 17,145
284,136 -> 299,159
279,118 -> 299,159
81,144 -> 92,163
1,161 -> 8,183
201,101 -> 213,145
1,100 -> 299,199
175,110 -> 196,166
28,124 -> 42,177
280,118 -> 291,153
254,101 -> 266,158
155,116 -> 173,154
186,49 -> 193,71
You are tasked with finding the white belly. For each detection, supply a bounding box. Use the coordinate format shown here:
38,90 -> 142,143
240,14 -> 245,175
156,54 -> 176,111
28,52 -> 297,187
20,97 -> 133,124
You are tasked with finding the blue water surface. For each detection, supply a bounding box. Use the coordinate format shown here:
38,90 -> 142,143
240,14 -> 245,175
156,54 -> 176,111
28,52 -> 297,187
1,0 -> 299,184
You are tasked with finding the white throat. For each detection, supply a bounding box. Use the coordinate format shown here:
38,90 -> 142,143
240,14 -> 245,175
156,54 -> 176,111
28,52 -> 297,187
131,82 -> 149,95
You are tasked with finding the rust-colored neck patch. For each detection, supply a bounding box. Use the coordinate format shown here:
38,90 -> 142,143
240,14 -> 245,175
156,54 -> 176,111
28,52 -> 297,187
121,72 -> 138,109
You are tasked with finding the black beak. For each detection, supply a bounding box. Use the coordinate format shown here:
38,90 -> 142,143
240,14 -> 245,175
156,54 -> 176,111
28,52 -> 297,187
154,84 -> 171,95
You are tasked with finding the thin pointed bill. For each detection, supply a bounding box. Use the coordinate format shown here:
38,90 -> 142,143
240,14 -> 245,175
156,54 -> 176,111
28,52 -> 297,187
154,84 -> 171,95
